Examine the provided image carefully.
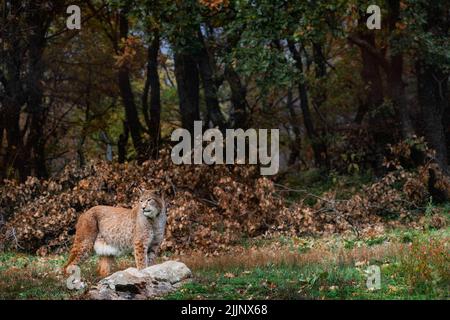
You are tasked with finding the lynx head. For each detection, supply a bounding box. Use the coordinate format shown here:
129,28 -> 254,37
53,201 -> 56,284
138,189 -> 163,219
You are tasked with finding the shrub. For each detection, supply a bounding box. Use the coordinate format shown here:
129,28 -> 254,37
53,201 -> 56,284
400,237 -> 449,294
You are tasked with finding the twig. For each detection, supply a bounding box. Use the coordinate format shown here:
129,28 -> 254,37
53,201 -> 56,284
6,227 -> 23,250
199,198 -> 219,207
274,183 -> 340,204
167,177 -> 177,195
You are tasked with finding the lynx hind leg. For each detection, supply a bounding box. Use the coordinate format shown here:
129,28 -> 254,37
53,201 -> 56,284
97,256 -> 116,278
64,211 -> 97,274
65,240 -> 94,274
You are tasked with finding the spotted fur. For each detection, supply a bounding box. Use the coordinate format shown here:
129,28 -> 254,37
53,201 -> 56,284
64,190 -> 166,277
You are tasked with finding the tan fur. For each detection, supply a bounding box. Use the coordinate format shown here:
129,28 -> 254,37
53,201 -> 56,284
97,256 -> 116,278
64,190 -> 166,277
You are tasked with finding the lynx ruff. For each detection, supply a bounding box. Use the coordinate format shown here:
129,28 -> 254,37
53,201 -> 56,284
171,121 -> 279,175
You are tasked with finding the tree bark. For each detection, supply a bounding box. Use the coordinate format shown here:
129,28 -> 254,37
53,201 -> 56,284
118,121 -> 129,164
0,1 -> 50,180
174,52 -> 200,135
25,16 -> 48,178
312,42 -> 327,78
224,65 -> 247,129
0,112 -> 4,176
288,41 -> 328,169
415,1 -> 449,173
416,62 -> 449,171
197,31 -> 226,131
386,0 -> 414,139
142,32 -> 162,158
356,30 -> 390,175
386,55 -> 414,138
287,90 -> 302,165
445,96 -> 450,161
118,7 -> 145,159
349,1 -> 415,140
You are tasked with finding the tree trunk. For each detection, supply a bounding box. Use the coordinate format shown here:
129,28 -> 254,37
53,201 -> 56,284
118,121 -> 129,164
349,1 -> 415,140
386,0 -> 415,139
286,90 -> 302,165
417,61 -> 449,172
118,7 -> 145,160
445,96 -> 450,160
224,65 -> 247,129
386,55 -> 415,138
0,112 -> 4,178
288,41 -> 328,169
142,32 -> 162,158
25,19 -> 48,178
0,1 -> 49,180
174,51 -> 200,135
3,101 -> 27,179
197,31 -> 226,131
312,42 -> 327,78
356,31 -> 390,175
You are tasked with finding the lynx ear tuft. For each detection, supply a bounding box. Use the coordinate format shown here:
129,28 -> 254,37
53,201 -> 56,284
136,186 -> 145,195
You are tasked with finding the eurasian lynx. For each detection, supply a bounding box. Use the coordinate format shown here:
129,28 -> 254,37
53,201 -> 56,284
64,190 -> 166,277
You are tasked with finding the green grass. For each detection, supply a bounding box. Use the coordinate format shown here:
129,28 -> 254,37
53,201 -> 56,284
168,227 -> 449,300
0,253 -> 74,299
165,261 -> 447,300
166,255 -> 448,300
0,227 -> 448,300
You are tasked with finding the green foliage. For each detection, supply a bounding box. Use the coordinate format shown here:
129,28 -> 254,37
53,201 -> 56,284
402,0 -> 450,70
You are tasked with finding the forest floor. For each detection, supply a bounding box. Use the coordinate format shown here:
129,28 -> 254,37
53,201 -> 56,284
0,224 -> 448,300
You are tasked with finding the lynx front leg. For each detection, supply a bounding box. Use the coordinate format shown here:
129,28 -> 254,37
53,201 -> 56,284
148,230 -> 164,265
148,211 -> 167,265
147,242 -> 159,266
134,240 -> 149,270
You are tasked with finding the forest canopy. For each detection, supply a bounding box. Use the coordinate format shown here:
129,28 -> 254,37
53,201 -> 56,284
0,0 -> 449,180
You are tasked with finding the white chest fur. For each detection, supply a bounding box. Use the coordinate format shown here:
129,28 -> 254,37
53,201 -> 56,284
94,241 -> 121,256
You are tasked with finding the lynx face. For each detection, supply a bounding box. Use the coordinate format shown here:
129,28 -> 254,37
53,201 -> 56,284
139,193 -> 161,219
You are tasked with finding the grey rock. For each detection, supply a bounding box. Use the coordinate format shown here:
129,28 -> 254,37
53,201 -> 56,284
141,261 -> 192,284
88,261 -> 191,300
